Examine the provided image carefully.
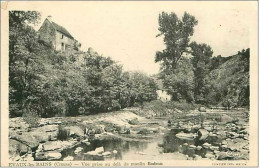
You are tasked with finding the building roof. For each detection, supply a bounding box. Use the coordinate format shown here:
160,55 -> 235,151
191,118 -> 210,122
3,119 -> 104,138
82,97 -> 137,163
50,21 -> 74,39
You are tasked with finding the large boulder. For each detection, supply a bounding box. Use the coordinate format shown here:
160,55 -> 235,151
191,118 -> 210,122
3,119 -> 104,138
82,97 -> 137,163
64,126 -> 84,137
128,118 -> 139,125
220,114 -> 234,123
9,139 -> 29,156
35,151 -> 62,160
9,119 -> 30,130
43,140 -> 78,152
9,132 -> 40,149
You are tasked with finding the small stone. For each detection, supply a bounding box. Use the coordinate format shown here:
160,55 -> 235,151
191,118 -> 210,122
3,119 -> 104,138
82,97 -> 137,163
63,156 -> 74,161
82,139 -> 91,145
196,146 -> 202,150
74,147 -> 83,154
54,121 -> 62,125
77,119 -> 82,122
189,145 -> 196,149
202,142 -> 211,149
113,150 -> 118,154
221,145 -> 228,149
210,146 -> 219,151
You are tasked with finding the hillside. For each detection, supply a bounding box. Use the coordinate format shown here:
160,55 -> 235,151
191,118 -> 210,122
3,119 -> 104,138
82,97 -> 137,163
206,49 -> 250,108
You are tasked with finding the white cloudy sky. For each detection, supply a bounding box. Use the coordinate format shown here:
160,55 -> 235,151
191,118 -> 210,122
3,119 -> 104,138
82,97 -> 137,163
12,1 -> 257,74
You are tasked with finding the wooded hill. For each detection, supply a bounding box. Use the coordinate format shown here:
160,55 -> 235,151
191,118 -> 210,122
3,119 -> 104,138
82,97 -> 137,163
206,49 -> 250,108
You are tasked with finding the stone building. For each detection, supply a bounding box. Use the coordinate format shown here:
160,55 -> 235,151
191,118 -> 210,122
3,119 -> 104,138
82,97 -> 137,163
38,16 -> 81,51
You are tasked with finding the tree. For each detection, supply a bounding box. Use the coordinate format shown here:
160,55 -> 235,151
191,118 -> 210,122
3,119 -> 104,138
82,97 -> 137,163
155,11 -> 198,71
189,42 -> 213,104
9,11 -> 42,117
161,58 -> 194,102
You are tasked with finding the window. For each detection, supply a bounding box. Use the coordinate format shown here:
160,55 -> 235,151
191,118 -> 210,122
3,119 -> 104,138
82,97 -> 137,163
61,34 -> 64,39
61,43 -> 64,51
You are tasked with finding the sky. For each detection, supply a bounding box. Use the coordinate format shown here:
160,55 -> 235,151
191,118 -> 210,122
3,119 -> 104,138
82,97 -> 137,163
21,1 -> 257,75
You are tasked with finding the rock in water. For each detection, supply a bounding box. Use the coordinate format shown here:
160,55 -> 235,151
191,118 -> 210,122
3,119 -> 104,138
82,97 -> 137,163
102,151 -> 111,156
202,142 -> 211,149
176,132 -> 197,140
95,147 -> 104,154
199,107 -> 206,112
198,129 -> 209,140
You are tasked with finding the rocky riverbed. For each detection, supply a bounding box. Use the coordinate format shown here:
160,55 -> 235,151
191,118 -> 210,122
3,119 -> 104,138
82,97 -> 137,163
9,108 -> 249,161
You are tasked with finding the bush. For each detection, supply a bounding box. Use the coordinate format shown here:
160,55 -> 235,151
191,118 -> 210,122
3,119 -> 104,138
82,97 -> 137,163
166,101 -> 199,112
22,110 -> 40,128
57,125 -> 70,141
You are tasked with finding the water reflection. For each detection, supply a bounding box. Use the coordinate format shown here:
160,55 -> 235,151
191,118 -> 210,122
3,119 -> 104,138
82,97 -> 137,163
161,129 -> 207,157
61,128 -> 219,161
61,138 -> 149,161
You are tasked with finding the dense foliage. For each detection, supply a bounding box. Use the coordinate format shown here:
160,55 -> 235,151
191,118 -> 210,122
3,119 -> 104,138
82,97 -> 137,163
9,11 -> 158,118
206,49 -> 250,108
155,11 -> 249,108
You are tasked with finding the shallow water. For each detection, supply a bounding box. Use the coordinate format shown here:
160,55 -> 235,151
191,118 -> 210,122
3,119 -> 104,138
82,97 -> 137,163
61,128 -> 211,161
61,138 -> 152,160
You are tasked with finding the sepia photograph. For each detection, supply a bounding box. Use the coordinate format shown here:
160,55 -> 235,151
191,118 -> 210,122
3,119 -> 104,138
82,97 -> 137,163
0,1 -> 258,167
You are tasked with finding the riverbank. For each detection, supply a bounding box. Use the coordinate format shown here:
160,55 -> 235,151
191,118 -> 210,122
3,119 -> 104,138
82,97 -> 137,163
9,106 -> 249,161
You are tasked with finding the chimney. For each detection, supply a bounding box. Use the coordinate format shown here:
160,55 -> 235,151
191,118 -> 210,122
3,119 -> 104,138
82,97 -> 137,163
47,15 -> 52,22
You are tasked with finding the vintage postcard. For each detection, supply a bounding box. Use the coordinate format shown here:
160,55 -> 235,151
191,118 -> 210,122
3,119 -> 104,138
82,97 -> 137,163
1,1 -> 258,167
